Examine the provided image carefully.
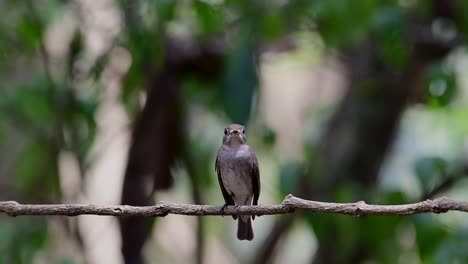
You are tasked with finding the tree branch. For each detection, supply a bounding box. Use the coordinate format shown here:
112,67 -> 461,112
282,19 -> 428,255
1,195 -> 468,217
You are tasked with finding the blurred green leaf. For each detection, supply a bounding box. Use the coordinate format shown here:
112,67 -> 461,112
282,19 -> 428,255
434,227 -> 468,263
14,141 -> 50,191
455,0 -> 468,35
278,162 -> 302,197
368,190 -> 409,259
414,157 -> 448,194
14,140 -> 60,199
67,31 -> 84,77
155,0 -> 178,23
261,10 -> 284,40
0,218 -> 48,264
358,79 -> 379,98
377,190 -> 408,204
17,16 -> 42,50
373,7 -> 409,69
306,190 -> 408,263
188,137 -> 215,187
261,126 -> 276,147
0,111 -> 4,145
332,183 -> 357,202
184,77 -> 218,109
122,29 -> 163,116
89,54 -> 109,81
121,62 -> 144,116
194,1 -> 223,37
425,63 -> 457,107
68,98 -> 98,158
219,38 -> 258,124
307,0 -> 377,48
57,259 -> 76,264
6,86 -> 54,126
413,214 -> 450,261
305,213 -> 358,263
335,216 -> 360,259
360,208 -> 404,262
0,33 -> 6,67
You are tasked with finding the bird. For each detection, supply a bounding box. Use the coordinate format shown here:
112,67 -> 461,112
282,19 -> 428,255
215,124 -> 260,240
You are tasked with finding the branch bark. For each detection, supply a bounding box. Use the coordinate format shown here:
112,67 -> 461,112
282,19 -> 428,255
1,195 -> 468,217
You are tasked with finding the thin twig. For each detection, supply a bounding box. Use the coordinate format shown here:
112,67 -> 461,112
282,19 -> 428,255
422,166 -> 468,200
423,175 -> 462,200
1,195 -> 468,217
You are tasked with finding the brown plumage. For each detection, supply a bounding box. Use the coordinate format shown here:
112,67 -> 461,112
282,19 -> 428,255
215,124 -> 260,240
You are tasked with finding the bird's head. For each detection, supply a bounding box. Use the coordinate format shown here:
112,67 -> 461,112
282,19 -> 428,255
222,124 -> 247,146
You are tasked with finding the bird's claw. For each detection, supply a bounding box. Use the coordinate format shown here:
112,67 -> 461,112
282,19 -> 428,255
220,204 -> 229,217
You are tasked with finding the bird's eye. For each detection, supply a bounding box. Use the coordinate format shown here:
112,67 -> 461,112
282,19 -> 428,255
242,129 -> 245,134
224,128 -> 229,135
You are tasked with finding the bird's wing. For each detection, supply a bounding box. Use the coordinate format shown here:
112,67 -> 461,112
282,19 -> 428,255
215,152 -> 235,206
251,149 -> 260,220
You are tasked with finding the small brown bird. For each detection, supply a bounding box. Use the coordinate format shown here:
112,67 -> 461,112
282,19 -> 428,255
215,124 -> 260,240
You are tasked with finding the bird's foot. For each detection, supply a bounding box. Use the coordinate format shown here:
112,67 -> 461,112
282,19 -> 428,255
220,204 -> 229,217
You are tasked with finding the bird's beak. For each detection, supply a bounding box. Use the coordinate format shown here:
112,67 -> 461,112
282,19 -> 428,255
232,130 -> 239,135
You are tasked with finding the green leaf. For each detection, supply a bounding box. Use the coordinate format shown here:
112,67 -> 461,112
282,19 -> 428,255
262,126 -> 276,147
261,10 -> 284,40
307,0 -> 377,48
188,137 -> 215,187
425,63 -> 457,107
155,0 -> 178,23
413,214 -> 450,261
67,31 -> 84,77
304,213 -> 358,263
455,0 -> 468,36
8,87 -> 54,125
373,7 -> 409,69
377,190 -> 408,204
122,29 -> 163,116
121,62 -> 144,116
219,38 -> 258,124
414,157 -> 448,194
14,142 -> 49,191
14,140 -> 59,199
89,53 -> 109,81
194,1 -> 223,37
278,162 -> 302,196
0,112 -> 5,145
69,98 -> 98,158
183,77 -> 218,109
17,16 -> 42,49
0,218 -> 48,264
370,189 -> 409,256
434,227 -> 468,263
57,259 -> 76,264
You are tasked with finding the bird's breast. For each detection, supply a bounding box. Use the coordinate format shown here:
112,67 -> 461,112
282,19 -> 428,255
218,146 -> 254,204
221,150 -> 251,169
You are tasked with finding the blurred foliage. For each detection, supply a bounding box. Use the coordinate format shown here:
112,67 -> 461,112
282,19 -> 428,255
308,0 -> 377,48
0,0 -> 467,263
220,38 -> 258,125
0,218 -> 48,264
425,63 -> 457,107
414,157 -> 450,194
373,7 -> 409,69
278,162 -> 303,197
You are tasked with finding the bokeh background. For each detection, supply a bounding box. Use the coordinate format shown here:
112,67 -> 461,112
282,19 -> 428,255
1,0 -> 468,263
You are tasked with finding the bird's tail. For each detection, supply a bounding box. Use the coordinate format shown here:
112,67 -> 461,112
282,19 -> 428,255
237,216 -> 253,241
